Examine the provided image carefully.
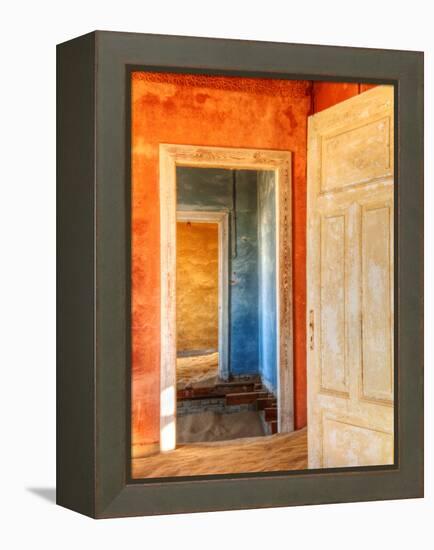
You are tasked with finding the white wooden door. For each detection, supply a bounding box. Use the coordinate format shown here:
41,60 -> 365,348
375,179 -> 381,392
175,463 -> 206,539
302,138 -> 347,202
307,86 -> 394,468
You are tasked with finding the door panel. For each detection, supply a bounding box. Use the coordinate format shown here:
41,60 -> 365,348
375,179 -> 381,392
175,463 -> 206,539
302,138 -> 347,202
321,116 -> 392,191
320,212 -> 348,395
322,416 -> 393,468
361,201 -> 394,404
307,86 -> 394,469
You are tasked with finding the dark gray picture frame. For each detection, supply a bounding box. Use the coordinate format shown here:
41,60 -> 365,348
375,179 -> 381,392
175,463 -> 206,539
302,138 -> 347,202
57,30 -> 424,518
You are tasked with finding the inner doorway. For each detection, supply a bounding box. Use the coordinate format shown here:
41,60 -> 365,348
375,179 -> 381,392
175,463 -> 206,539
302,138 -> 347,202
176,211 -> 229,385
159,144 -> 294,452
176,171 -> 276,444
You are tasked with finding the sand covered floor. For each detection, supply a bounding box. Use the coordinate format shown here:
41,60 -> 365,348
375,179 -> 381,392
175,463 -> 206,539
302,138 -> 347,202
132,428 -> 308,478
177,410 -> 265,443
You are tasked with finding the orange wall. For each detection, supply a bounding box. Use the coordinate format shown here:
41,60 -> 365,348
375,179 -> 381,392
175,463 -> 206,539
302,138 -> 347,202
312,82 -> 377,113
132,72 -> 312,448
177,222 -> 219,352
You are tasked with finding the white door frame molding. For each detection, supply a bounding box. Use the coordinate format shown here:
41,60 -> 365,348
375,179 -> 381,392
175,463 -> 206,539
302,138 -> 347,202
159,143 -> 293,452
176,210 -> 229,380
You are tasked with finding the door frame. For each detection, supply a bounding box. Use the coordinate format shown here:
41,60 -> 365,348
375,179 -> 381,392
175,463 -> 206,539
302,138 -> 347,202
176,210 -> 229,380
159,143 -> 293,452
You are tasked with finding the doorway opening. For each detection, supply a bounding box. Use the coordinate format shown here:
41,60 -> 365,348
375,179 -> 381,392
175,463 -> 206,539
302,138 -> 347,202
176,212 -> 228,388
159,144 -> 293,452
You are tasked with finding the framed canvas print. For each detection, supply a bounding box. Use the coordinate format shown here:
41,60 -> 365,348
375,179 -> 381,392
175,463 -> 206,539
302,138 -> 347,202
57,31 -> 424,518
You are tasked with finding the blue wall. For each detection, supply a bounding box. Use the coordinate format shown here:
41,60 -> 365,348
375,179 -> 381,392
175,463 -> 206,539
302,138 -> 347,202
177,168 -> 232,211
258,171 -> 278,392
229,171 -> 259,376
177,167 -> 259,376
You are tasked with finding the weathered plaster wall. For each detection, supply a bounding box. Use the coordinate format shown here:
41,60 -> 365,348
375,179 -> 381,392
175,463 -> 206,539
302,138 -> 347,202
176,221 -> 219,352
230,171 -> 260,376
312,82 -> 377,113
258,171 -> 277,392
132,72 -> 311,449
177,167 -> 260,376
177,167 -> 232,210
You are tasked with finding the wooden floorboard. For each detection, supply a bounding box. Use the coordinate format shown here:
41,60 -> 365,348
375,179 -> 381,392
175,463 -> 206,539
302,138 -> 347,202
132,428 -> 307,478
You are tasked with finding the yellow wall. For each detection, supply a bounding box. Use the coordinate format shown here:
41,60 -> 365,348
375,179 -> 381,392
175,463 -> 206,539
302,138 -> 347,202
176,222 -> 219,352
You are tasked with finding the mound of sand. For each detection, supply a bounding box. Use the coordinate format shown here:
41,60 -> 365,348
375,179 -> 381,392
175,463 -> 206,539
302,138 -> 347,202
177,410 -> 265,443
176,351 -> 219,388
